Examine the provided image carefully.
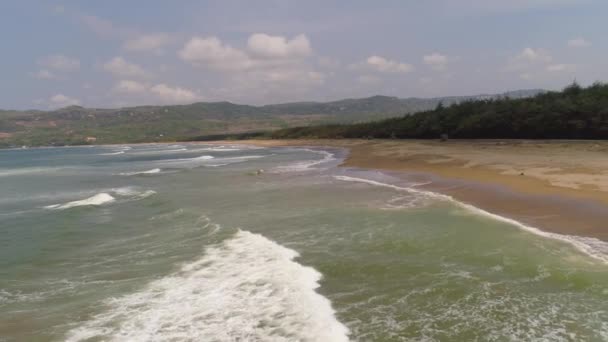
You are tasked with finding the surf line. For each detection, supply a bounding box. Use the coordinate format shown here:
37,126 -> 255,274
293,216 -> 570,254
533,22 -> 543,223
334,175 -> 608,264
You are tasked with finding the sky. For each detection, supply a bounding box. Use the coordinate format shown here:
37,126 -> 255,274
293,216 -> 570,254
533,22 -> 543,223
1,0 -> 607,109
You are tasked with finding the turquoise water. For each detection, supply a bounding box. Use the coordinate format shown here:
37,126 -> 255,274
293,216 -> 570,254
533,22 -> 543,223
0,144 -> 607,341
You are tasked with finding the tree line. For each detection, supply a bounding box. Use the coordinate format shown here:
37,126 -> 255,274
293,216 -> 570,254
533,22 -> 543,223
269,82 -> 608,140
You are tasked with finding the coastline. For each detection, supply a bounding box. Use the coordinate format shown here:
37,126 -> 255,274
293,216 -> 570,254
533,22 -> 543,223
220,139 -> 608,242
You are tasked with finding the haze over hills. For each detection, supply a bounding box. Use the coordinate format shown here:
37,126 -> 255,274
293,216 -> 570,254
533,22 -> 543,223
0,89 -> 541,147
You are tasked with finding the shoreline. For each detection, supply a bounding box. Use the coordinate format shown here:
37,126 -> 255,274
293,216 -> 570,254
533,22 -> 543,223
219,139 -> 608,243
5,139 -> 607,243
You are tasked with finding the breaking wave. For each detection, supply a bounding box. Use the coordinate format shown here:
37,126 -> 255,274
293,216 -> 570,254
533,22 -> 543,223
65,230 -> 349,342
119,168 -> 162,176
44,187 -> 156,210
44,193 -> 115,210
99,151 -> 125,156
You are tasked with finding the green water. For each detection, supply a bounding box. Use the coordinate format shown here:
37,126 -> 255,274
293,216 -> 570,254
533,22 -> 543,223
0,144 -> 606,341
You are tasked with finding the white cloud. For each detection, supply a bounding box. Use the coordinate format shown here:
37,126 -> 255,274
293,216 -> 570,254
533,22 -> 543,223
112,80 -> 148,94
179,36 -> 253,71
567,37 -> 591,48
30,69 -> 56,79
363,55 -> 414,73
247,33 -> 311,59
506,48 -> 554,72
112,80 -> 200,104
124,33 -> 171,52
546,63 -> 576,72
507,47 -> 576,77
149,84 -> 200,104
103,57 -> 149,78
423,53 -> 449,71
178,34 -> 324,103
38,55 -> 80,72
516,48 -> 553,63
49,94 -> 80,108
249,69 -> 325,85
179,33 -> 314,72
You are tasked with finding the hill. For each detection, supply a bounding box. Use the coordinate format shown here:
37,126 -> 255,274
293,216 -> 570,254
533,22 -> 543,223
270,83 -> 608,140
0,89 -> 541,147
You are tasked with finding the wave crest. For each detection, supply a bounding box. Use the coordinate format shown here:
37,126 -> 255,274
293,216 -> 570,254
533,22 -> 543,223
44,193 -> 115,210
44,187 -> 156,210
65,230 -> 349,342
119,168 -> 162,176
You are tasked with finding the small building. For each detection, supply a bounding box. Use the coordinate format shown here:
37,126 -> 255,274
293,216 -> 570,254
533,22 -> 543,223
85,136 -> 97,143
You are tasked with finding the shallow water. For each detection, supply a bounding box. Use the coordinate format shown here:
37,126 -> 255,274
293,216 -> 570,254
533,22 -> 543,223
0,144 -> 607,341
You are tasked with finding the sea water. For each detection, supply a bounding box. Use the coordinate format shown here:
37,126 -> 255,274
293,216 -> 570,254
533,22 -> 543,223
0,144 -> 607,341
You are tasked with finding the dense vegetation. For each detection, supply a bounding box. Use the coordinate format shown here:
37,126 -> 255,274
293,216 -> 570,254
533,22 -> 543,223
0,90 -> 540,147
270,83 -> 608,140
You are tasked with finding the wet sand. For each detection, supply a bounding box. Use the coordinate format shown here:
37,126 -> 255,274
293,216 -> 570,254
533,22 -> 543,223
223,139 -> 608,241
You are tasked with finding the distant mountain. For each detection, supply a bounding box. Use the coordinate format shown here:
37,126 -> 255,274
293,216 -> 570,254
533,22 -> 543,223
0,89 -> 543,147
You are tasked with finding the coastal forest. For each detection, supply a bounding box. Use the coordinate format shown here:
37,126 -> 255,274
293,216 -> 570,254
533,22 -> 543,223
269,82 -> 608,140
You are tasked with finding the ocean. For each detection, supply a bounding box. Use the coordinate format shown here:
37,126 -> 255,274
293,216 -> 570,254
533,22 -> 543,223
0,143 -> 607,341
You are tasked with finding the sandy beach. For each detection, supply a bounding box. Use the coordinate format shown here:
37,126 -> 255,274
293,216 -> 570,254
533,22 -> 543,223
228,139 -> 608,241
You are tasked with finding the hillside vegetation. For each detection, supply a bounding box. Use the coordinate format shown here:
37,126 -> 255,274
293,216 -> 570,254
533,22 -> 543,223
270,83 -> 608,140
0,90 -> 540,147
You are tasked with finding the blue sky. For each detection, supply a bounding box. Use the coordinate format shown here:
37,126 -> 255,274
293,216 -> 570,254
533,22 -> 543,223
1,0 -> 606,109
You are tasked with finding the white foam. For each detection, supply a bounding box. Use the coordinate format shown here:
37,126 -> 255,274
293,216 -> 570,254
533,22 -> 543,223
111,187 -> 157,200
65,230 -> 349,342
211,155 -> 266,163
206,148 -> 242,151
119,168 -> 162,176
382,195 -> 429,210
334,175 -> 608,264
131,190 -> 157,200
160,154 -> 267,168
149,209 -> 185,221
129,148 -> 188,155
190,147 -> 244,152
44,193 -> 115,210
100,151 -> 125,156
0,167 -> 60,177
165,155 -> 215,163
273,148 -> 337,173
43,187 -> 156,210
116,146 -> 132,151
